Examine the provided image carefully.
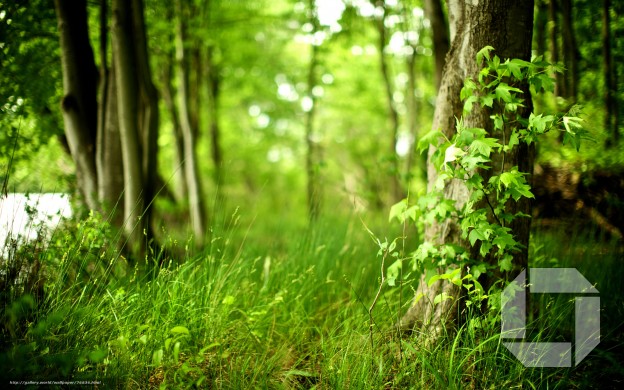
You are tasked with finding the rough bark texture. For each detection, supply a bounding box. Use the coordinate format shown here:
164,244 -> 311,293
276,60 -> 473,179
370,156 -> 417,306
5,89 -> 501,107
54,0 -> 99,210
400,0 -> 535,340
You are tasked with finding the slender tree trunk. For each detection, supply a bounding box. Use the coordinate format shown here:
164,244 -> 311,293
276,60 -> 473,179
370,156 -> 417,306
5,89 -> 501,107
305,0 -> 321,221
206,46 -> 223,188
95,0 -> 124,223
534,0 -> 548,56
603,0 -> 619,145
175,0 -> 207,243
160,49 -> 189,202
548,0 -> 562,97
561,0 -> 578,101
131,0 -> 159,237
372,0 -> 403,203
399,0 -> 535,340
112,0 -> 146,253
423,0 -> 450,89
54,0 -> 99,211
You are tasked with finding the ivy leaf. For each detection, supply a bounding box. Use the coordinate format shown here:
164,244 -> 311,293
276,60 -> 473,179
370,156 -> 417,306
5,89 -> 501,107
417,129 -> 444,153
389,199 -> 408,222
494,83 -> 523,103
481,93 -> 495,108
469,138 -> 501,157
476,45 -> 495,65
499,255 -> 513,272
469,228 -> 487,246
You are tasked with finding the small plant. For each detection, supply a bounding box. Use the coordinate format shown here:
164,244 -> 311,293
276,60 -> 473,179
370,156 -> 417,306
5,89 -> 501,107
388,46 -> 589,321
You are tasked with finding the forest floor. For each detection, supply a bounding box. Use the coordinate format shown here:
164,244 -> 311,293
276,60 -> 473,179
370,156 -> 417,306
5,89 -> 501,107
1,207 -> 623,389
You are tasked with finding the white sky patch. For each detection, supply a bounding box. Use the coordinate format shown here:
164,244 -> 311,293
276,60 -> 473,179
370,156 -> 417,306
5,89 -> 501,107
321,73 -> 334,84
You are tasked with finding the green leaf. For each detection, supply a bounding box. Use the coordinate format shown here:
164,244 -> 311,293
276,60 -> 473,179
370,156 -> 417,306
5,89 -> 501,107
469,138 -> 501,157
389,199 -> 408,222
387,259 -> 402,287
499,255 -> 513,272
476,45 -> 495,65
170,326 -> 190,335
469,229 -> 487,246
417,129 -> 444,153
434,292 -> 454,305
494,83 -> 523,103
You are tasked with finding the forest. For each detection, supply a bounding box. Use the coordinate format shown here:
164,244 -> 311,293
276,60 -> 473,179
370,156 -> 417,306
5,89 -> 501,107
1,0 -> 623,388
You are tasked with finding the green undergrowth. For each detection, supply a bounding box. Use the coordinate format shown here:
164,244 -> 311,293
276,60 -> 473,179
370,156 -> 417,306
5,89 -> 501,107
1,209 -> 622,389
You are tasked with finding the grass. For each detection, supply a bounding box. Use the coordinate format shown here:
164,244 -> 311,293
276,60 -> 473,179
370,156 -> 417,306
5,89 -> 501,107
1,206 -> 623,389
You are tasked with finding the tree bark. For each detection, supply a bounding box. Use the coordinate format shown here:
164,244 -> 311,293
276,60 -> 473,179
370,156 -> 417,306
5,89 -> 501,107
306,0 -> 321,221
603,0 -> 619,145
423,0 -> 450,89
548,0 -> 562,97
175,0 -> 207,243
372,0 -> 403,203
206,46 -> 223,188
112,0 -> 146,253
131,0 -> 160,238
54,0 -> 99,211
399,0 -> 535,340
561,0 -> 578,101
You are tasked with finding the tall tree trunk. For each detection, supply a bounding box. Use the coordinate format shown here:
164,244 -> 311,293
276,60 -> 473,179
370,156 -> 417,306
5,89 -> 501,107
548,0 -> 562,97
399,0 -> 535,340
54,0 -> 99,211
112,0 -> 146,254
534,0 -> 548,56
131,0 -> 159,238
95,0 -> 124,223
206,46 -> 223,188
603,0 -> 619,145
372,0 -> 403,203
423,0 -> 450,89
175,0 -> 207,243
160,49 -> 189,202
305,0 -> 321,221
561,0 -> 578,102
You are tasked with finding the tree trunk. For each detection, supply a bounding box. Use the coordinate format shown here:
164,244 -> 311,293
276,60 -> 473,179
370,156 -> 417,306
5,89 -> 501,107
131,0 -> 160,239
54,0 -> 99,211
561,0 -> 578,101
206,46 -> 223,188
603,0 -> 619,145
548,0 -> 562,97
160,48 -> 189,202
112,0 -> 146,253
175,0 -> 207,243
372,0 -> 403,204
423,0 -> 450,89
399,0 -> 535,340
305,0 -> 321,221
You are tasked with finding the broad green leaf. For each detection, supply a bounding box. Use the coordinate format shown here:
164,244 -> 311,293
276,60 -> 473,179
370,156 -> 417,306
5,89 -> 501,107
170,326 -> 190,335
